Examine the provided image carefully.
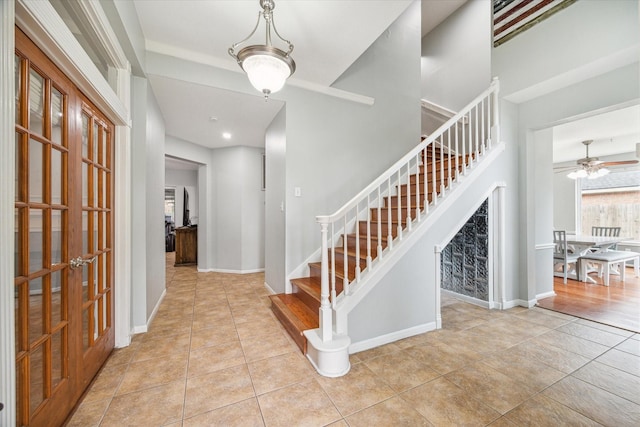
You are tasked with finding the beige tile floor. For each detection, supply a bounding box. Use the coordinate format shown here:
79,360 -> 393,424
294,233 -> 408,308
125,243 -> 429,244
67,256 -> 640,426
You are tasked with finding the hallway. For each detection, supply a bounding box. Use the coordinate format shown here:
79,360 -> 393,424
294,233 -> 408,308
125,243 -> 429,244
66,256 -> 640,426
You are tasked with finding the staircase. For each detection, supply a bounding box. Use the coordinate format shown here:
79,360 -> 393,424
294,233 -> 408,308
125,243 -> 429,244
269,148 -> 469,353
270,79 -> 501,375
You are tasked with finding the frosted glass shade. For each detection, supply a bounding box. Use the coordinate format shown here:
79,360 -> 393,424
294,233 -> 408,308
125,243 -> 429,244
237,45 -> 296,97
243,54 -> 291,94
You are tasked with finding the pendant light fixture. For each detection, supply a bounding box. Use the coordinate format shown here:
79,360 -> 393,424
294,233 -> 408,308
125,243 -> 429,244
228,0 -> 296,99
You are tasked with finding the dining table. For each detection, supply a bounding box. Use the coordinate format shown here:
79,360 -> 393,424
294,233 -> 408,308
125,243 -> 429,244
565,234 -> 632,283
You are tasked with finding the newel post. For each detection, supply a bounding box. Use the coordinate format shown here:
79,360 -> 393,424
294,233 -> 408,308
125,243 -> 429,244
318,220 -> 333,342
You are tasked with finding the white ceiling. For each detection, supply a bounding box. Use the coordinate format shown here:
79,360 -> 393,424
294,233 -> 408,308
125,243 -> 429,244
133,0 -> 465,153
132,0 -> 636,166
552,104 -> 640,163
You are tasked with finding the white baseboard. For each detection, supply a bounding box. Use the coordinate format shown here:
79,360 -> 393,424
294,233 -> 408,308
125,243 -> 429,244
198,267 -> 265,274
263,281 -> 277,295
536,291 -> 556,300
441,289 -> 491,308
130,288 -> 166,336
502,298 -> 537,309
349,322 -> 437,354
131,325 -> 147,335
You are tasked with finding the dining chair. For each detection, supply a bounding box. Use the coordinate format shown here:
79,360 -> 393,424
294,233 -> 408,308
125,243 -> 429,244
553,230 -> 580,284
591,226 -> 621,251
592,226 -> 621,237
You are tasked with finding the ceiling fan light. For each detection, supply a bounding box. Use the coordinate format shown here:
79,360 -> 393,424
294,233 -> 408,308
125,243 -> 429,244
568,169 -> 587,179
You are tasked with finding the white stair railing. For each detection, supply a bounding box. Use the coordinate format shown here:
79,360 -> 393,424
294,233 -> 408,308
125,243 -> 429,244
315,78 -> 500,342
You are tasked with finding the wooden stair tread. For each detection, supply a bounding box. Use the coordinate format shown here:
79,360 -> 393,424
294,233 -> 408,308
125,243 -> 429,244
269,293 -> 319,353
270,294 -> 318,329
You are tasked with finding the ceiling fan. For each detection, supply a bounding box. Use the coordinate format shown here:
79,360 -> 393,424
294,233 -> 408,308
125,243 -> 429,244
555,140 -> 639,179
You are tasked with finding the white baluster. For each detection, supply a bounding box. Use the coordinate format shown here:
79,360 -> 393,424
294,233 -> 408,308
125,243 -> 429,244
355,205 -> 361,282
397,170 -> 403,240
406,163 -> 412,231
423,147 -> 428,214
387,178 -> 393,249
455,124 -> 460,181
481,98 -> 485,155
439,138 -> 445,196
366,195 -> 372,271
343,215 -> 349,295
475,105 -> 479,160
319,221 -> 332,342
330,222 -> 336,308
377,187 -> 383,259
415,155 -> 421,222
447,129 -> 452,188
431,140 -> 437,205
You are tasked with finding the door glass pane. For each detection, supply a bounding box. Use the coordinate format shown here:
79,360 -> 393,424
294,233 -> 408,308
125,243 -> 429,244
15,283 -> 22,354
93,166 -> 98,208
51,209 -> 62,265
15,54 -> 21,125
51,87 -> 63,145
28,277 -> 44,343
82,264 -> 89,302
93,296 -> 103,341
29,138 -> 43,203
15,132 -> 22,202
93,212 -> 98,253
51,330 -> 64,390
82,162 -> 88,207
82,308 -> 89,351
29,69 -> 45,135
82,114 -> 88,158
82,211 -> 88,255
29,209 -> 43,273
102,212 -> 107,249
15,208 -> 22,278
102,129 -> 107,167
51,147 -> 62,205
51,270 -> 63,327
29,344 -> 45,416
92,123 -> 98,162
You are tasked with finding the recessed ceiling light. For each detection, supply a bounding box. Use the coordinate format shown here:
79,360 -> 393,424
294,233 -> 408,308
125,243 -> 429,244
209,116 -> 218,122
222,132 -> 232,140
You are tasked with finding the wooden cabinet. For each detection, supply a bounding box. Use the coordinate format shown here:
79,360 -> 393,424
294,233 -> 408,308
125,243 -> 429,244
175,226 -> 197,266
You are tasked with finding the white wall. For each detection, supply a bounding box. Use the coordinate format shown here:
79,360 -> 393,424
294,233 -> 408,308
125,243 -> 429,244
130,76 -> 148,328
553,170 -> 577,233
421,0 -> 492,111
165,137 -> 265,273
283,1 -> 422,277
213,146 -> 265,272
144,87 -> 166,319
493,0 -> 640,302
130,76 -> 166,328
534,128 -> 554,297
265,107 -> 287,292
494,0 -> 640,103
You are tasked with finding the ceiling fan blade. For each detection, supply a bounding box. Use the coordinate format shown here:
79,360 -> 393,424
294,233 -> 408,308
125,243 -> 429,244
600,160 -> 639,167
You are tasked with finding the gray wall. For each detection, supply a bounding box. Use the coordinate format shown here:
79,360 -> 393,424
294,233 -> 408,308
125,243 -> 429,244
212,146 -> 265,272
265,107 -> 287,291
282,1 -> 422,281
130,76 -> 166,328
165,137 -> 265,273
421,0 -> 492,111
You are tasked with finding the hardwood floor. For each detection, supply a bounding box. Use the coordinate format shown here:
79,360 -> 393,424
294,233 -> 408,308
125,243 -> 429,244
537,266 -> 640,333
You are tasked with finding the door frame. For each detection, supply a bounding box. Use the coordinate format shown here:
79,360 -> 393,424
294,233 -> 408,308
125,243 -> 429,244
1,1 -> 132,424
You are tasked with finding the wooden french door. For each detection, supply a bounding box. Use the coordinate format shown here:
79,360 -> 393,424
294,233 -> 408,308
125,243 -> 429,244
14,28 -> 115,427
